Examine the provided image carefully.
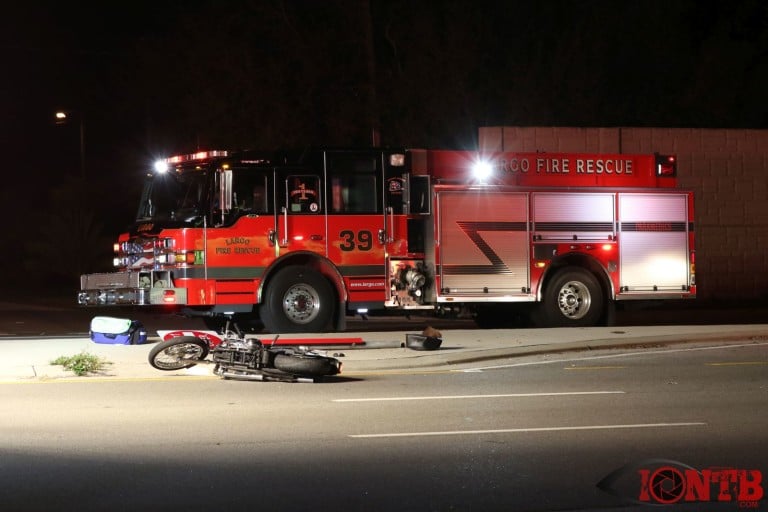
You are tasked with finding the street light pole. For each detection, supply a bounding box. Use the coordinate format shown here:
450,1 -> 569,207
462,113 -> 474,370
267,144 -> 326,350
55,110 -> 85,178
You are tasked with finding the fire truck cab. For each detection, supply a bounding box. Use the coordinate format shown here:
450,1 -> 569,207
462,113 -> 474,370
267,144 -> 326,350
78,147 -> 695,333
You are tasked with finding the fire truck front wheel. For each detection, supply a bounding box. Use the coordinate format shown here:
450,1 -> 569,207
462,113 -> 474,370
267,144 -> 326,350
541,267 -> 604,327
262,266 -> 335,333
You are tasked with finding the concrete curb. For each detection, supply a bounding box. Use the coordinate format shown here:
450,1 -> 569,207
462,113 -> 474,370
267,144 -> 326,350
332,328 -> 768,372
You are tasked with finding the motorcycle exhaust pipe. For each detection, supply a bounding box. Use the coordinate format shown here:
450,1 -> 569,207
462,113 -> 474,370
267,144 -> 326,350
217,369 -> 265,381
217,369 -> 315,383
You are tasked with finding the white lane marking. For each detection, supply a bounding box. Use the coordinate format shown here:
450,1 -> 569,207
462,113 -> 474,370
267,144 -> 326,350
564,365 -> 627,370
460,341 -> 768,372
706,361 -> 768,366
333,391 -> 625,403
348,422 -> 707,439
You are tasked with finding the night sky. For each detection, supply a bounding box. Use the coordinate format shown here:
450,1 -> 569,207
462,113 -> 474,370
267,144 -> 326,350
2,0 -> 766,287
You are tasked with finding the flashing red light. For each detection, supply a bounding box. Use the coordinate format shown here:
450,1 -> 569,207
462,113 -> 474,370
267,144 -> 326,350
655,154 -> 677,177
164,150 -> 229,166
162,289 -> 177,304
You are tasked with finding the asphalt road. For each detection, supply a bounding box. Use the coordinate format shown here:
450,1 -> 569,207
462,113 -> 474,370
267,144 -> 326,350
1,341 -> 765,511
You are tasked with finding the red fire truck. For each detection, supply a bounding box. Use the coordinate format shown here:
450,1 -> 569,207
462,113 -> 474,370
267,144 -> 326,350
78,147 -> 695,333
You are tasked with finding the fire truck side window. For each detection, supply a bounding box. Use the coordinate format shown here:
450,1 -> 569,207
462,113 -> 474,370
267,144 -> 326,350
286,175 -> 321,214
329,175 -> 377,214
326,153 -> 379,214
231,170 -> 269,214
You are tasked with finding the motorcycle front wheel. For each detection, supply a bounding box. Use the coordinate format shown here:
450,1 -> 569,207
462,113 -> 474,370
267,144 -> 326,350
148,336 -> 209,371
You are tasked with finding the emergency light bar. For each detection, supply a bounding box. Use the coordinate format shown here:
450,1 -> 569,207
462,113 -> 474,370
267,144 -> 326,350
154,150 -> 230,173
167,150 -> 229,164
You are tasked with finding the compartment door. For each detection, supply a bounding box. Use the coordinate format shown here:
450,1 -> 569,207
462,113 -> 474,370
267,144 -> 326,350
618,193 -> 690,291
438,191 -> 530,296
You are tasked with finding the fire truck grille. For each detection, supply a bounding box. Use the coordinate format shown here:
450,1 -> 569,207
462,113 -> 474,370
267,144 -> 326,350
80,272 -> 143,290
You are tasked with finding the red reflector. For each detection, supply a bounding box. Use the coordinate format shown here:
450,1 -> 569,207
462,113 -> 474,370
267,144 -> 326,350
655,154 -> 677,177
658,164 -> 675,176
162,289 -> 176,304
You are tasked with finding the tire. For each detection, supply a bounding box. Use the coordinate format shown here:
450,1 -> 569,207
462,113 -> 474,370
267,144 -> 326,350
273,354 -> 339,377
148,336 -> 209,371
261,266 -> 334,333
540,267 -> 604,327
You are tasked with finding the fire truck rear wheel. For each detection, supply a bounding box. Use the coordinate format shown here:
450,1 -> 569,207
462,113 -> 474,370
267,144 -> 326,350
262,266 -> 334,333
541,267 -> 604,327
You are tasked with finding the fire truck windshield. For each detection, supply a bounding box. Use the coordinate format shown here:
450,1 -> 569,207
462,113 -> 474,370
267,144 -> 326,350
136,169 -> 210,224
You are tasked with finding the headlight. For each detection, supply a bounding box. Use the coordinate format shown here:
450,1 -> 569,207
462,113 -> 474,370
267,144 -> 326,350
154,160 -> 169,173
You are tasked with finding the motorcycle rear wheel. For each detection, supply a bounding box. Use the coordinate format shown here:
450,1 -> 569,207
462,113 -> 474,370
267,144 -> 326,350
273,354 -> 339,377
149,336 -> 209,371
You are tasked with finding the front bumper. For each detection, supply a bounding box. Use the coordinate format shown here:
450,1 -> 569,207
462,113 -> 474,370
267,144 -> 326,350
78,271 -> 187,306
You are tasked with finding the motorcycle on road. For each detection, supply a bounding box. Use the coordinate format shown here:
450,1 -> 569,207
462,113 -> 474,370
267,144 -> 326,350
148,320 -> 342,382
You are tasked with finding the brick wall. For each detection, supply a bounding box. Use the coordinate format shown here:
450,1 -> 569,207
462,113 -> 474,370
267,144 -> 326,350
479,126 -> 768,300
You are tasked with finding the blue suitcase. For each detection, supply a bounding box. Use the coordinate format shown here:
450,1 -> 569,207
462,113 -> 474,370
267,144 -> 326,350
90,317 -> 148,345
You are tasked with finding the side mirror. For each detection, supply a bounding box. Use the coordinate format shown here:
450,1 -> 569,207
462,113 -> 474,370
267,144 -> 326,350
219,169 -> 233,211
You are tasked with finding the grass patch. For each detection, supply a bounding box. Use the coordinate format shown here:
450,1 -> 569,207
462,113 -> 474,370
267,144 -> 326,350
50,352 -> 108,376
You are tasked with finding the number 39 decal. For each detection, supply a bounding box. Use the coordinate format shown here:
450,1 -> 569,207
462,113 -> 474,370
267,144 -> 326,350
339,230 -> 373,251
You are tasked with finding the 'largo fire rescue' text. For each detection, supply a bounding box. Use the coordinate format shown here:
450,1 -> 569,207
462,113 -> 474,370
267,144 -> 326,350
78,148 -> 694,333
